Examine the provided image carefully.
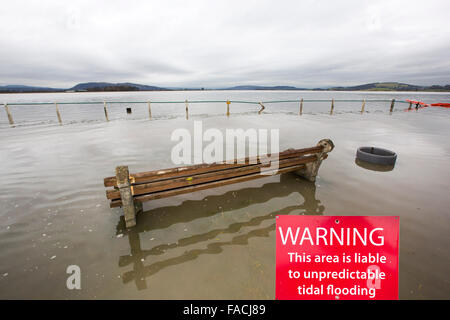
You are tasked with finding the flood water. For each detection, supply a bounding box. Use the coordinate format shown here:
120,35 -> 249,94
0,90 -> 449,299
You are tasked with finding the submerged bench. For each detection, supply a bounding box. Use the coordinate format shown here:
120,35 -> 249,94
104,139 -> 334,228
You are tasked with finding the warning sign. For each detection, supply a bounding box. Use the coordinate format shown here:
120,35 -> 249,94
275,216 -> 399,300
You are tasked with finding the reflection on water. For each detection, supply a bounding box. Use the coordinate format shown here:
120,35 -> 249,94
117,174 -> 322,290
355,158 -> 395,172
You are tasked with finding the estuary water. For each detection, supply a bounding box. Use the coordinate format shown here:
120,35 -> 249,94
0,90 -> 449,299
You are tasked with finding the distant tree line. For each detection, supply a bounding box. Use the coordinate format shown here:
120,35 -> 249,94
85,85 -> 140,92
428,85 -> 450,91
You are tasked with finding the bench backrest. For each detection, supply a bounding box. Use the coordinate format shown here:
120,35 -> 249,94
104,141 -> 333,209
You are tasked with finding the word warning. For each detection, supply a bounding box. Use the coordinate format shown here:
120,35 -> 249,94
275,216 -> 399,300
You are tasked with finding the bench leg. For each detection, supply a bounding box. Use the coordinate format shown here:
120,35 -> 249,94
296,160 -> 322,182
295,139 -> 334,182
116,166 -> 137,228
134,201 -> 143,215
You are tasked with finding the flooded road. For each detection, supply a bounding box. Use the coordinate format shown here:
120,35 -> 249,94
0,91 -> 449,299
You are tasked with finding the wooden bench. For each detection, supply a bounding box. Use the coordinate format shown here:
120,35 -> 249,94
104,139 -> 334,228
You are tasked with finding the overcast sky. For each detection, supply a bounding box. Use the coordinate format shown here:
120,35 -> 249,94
1,0 -> 449,88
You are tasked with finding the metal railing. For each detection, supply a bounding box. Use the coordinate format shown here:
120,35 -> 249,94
2,98 -> 406,126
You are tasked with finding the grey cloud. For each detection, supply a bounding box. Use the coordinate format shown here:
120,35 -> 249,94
0,0 -> 449,88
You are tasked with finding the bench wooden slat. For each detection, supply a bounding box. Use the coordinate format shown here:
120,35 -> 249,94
103,146 -> 323,187
106,154 -> 318,200
109,161 -> 312,208
104,139 -> 335,229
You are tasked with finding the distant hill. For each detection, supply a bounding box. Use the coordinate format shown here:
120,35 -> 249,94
0,82 -> 170,93
0,85 -> 64,93
224,85 -> 306,90
69,82 -> 170,92
323,82 -> 450,92
1,81 -> 449,93
222,83 -> 450,91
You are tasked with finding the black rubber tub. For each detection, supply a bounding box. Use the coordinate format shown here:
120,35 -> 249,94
355,158 -> 395,172
356,147 -> 397,166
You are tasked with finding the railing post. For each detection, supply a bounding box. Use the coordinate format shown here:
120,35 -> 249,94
103,101 -> 109,122
185,99 -> 189,120
4,103 -> 14,125
147,101 -> 152,120
390,99 -> 395,113
299,98 -> 303,115
116,166 -> 137,228
226,100 -> 230,116
330,99 -> 334,115
361,99 -> 366,113
258,102 -> 265,114
55,103 -> 62,125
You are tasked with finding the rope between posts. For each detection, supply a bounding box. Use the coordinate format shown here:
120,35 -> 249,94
4,99 -> 405,106
2,98 -> 420,127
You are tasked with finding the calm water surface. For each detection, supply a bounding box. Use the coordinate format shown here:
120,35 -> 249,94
0,90 -> 449,299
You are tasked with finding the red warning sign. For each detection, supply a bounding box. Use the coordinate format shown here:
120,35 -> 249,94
275,216 -> 399,300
